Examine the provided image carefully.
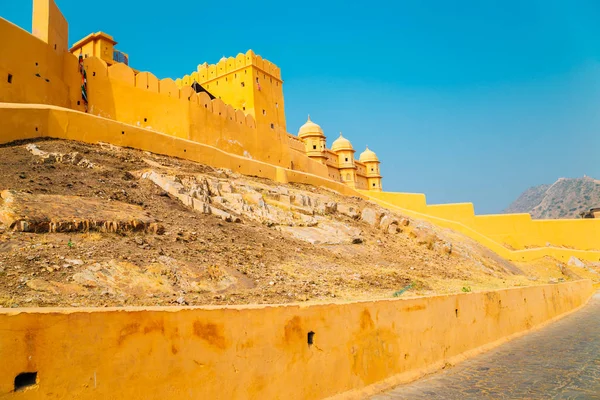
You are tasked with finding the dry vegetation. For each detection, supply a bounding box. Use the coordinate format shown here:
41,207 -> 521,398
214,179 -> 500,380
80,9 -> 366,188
0,139 -> 597,308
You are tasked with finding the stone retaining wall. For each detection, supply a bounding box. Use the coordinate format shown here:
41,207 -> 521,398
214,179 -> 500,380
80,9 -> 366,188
0,280 -> 593,399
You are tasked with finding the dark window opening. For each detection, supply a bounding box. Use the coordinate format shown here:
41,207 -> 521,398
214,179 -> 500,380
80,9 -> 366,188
7,74 -> 12,83
241,82 -> 245,87
262,109 -> 266,115
345,158 -> 348,162
256,77 -> 259,83
234,73 -> 237,78
242,107 -> 246,111
122,131 -> 125,135
77,100 -> 80,105
35,62 -> 38,66
371,168 -> 374,171
14,372 -> 37,392
225,77 -> 228,81
307,331 -> 315,345
54,44 -> 57,50
270,123 -> 274,129
372,183 -> 376,187
45,78 -> 50,82
144,118 -> 147,122
313,145 -> 316,150
35,127 -> 38,132
93,72 -> 96,76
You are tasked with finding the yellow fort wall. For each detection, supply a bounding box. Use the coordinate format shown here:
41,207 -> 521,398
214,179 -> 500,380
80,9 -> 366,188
0,281 -> 593,399
364,191 -> 600,261
0,103 -> 364,200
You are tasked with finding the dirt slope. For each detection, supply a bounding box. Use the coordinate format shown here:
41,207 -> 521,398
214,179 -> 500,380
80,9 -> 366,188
0,139 -> 597,308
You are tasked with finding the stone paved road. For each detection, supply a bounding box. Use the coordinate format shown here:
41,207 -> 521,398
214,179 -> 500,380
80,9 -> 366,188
372,293 -> 600,400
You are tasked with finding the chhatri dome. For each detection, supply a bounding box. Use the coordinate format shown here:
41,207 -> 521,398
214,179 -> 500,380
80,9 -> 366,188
359,146 -> 379,162
298,115 -> 324,138
331,132 -> 353,152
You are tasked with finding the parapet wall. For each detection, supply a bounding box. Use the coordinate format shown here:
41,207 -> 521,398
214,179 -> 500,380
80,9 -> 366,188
0,103 -> 363,200
364,191 -> 600,262
0,280 -> 592,399
176,49 -> 282,87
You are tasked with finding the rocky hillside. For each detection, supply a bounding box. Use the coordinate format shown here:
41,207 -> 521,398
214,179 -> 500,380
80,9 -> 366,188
505,177 -> 600,219
0,139 -> 598,308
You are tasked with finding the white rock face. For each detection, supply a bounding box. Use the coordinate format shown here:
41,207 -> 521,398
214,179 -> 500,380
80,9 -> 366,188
139,168 -> 405,245
567,256 -> 585,268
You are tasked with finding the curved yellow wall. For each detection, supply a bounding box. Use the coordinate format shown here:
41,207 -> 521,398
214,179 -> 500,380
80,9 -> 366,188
0,103 -> 364,200
0,280 -> 592,399
364,191 -> 600,262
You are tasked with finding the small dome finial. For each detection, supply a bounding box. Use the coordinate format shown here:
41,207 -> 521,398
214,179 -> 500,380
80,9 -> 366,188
307,114 -> 311,121
339,132 -> 343,137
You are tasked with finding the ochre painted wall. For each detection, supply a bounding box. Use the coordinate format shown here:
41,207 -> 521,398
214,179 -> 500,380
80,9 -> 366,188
0,281 -> 592,399
180,50 -> 286,132
0,103 -> 363,199
364,191 -> 600,262
0,17 -> 83,112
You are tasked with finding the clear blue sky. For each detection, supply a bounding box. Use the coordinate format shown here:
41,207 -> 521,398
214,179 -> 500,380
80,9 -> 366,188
3,0 -> 600,213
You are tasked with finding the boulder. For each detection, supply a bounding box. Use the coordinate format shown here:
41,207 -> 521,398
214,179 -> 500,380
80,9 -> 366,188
567,256 -> 585,268
379,215 -> 392,231
409,227 -> 439,250
337,203 -> 360,219
361,207 -> 382,227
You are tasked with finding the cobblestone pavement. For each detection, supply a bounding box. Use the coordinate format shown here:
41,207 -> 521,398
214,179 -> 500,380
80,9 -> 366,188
372,293 -> 600,400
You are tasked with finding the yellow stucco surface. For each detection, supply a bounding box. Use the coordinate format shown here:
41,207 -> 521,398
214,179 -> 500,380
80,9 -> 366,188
0,280 -> 592,399
0,103 -> 364,200
364,191 -> 600,262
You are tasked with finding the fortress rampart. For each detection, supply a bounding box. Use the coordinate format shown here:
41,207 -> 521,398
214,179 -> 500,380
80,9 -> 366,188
0,281 -> 593,399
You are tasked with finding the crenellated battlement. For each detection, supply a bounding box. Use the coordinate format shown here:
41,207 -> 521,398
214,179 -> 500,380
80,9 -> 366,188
175,50 -> 281,88
81,56 -> 262,131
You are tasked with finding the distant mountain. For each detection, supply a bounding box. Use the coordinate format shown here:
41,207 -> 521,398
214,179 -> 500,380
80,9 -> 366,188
504,176 -> 600,219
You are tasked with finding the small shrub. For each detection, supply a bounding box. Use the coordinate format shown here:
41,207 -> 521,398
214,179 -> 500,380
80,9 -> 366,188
461,286 -> 471,293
